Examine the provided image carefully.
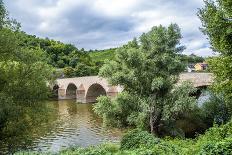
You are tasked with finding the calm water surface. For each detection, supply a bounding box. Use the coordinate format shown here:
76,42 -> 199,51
0,100 -> 123,154
0,92 -> 210,154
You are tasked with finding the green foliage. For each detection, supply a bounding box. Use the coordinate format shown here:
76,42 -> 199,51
207,56 -> 232,110
0,93 -> 14,131
94,92 -> 144,127
14,31 -> 100,77
120,129 -> 160,150
0,50 -> 52,104
17,32 -> 94,68
63,63 -> 98,78
0,0 -> 6,27
75,63 -> 98,76
180,53 -> 205,64
198,0 -> 232,115
190,120 -> 232,155
60,143 -> 120,155
163,82 -> 197,121
89,48 -> 117,63
0,2 -> 55,151
198,0 -> 232,55
63,67 -> 75,78
202,92 -> 231,125
97,24 -> 198,136
0,28 -> 18,60
199,137 -> 232,155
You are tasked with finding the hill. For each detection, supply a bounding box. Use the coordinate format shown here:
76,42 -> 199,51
88,48 -> 117,63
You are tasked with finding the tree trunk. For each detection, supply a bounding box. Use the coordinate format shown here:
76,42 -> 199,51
149,110 -> 154,133
154,116 -> 161,136
150,108 -> 162,136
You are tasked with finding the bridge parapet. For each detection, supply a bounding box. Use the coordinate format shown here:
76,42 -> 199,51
179,73 -> 213,87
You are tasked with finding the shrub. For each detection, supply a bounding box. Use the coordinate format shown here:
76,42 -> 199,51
201,93 -> 231,126
191,120 -> 232,154
60,143 -> 120,155
120,129 -> 160,150
199,137 -> 232,155
94,92 -> 145,128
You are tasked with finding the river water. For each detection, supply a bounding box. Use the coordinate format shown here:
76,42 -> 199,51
0,100 -> 123,154
0,92 -> 210,154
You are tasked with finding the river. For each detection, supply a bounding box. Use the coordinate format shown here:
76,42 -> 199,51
0,91 -> 210,154
0,100 -> 124,154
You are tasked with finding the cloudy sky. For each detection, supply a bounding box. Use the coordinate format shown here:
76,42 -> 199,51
5,0 -> 214,56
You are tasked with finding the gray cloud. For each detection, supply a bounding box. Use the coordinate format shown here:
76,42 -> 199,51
4,0 -> 213,56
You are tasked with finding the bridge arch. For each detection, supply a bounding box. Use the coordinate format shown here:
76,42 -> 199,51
85,83 -> 107,103
190,85 -> 209,99
66,83 -> 77,99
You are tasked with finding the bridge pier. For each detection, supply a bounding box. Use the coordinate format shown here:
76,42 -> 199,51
76,85 -> 86,103
58,88 -> 66,100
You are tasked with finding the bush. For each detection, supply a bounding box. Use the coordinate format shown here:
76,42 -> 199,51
120,129 -> 160,150
191,120 -> 232,154
201,93 -> 231,125
94,92 -> 146,128
60,143 -> 120,155
199,137 -> 232,155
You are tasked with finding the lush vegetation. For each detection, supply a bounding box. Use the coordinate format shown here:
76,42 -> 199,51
198,0 -> 232,109
15,32 -> 102,78
94,24 -> 200,137
0,0 -> 231,154
180,53 -> 205,64
72,0 -> 231,154
0,1 -> 58,152
88,45 -> 205,64
89,48 -> 117,64
93,0 -> 231,135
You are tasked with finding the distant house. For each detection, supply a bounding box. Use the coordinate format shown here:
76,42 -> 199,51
195,62 -> 208,71
187,64 -> 195,72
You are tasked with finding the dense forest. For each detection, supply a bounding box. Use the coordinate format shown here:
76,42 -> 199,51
14,33 -> 205,78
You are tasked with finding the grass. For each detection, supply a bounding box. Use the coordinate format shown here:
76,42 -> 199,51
89,49 -> 117,63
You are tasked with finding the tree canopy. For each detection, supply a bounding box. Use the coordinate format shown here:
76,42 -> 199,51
0,0 -> 54,145
198,0 -> 232,112
95,24 -> 197,136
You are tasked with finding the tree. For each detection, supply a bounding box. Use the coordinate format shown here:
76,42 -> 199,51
180,53 -> 205,64
0,0 -> 53,143
198,0 -> 232,113
96,24 -> 197,136
0,0 -> 6,28
63,67 -> 75,78
198,0 -> 232,55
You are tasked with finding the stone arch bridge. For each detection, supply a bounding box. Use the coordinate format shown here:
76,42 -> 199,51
55,73 -> 213,103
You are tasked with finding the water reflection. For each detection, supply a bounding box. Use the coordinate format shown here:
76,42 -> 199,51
197,90 -> 210,107
0,100 -> 123,153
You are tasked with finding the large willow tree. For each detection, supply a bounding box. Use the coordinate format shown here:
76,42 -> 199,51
94,24 -> 197,136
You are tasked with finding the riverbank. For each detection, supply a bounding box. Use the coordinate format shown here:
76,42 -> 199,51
15,121 -> 232,155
